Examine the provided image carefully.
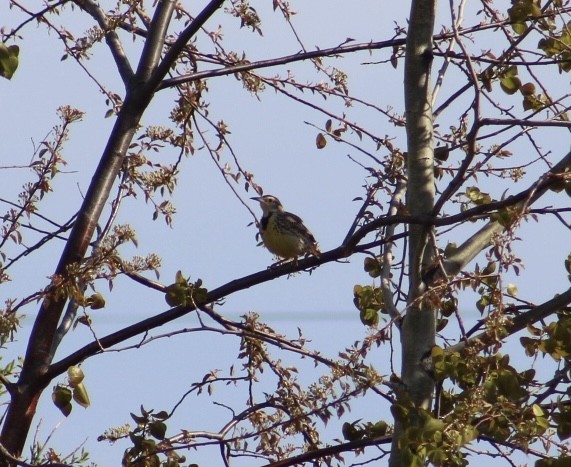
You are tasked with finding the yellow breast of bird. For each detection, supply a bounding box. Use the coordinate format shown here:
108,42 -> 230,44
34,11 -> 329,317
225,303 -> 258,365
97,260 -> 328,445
261,215 -> 306,259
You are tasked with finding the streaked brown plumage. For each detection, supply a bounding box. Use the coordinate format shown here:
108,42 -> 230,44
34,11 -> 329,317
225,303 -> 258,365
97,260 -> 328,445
252,195 -> 320,260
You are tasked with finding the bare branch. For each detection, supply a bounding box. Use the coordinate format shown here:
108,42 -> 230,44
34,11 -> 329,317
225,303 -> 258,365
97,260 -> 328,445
135,0 -> 176,82
159,37 -> 406,90
448,287 -> 571,354
262,435 -> 391,467
72,0 -> 135,85
442,149 -> 571,276
480,117 -> 571,128
152,0 -> 226,89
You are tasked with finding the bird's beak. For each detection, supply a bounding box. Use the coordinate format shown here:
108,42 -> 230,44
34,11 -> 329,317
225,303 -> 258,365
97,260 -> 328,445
250,196 -> 262,201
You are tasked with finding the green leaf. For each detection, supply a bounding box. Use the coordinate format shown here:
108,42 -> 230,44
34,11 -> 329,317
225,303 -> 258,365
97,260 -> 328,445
559,51 -> 571,73
511,22 -> 528,35
537,458 -> 571,467
532,404 -> 547,421
508,0 -> 541,34
564,254 -> 571,275
165,284 -> 188,307
491,207 -> 518,228
342,421 -> 364,441
557,421 -> 571,441
500,76 -> 522,95
72,382 -> 91,408
88,292 -> 106,309
360,307 -> 379,326
131,412 -> 148,425
149,421 -> 167,440
434,146 -> 450,161
462,425 -> 478,443
369,420 -> 388,437
422,417 -> 445,439
497,370 -> 528,402
0,43 -> 19,80
408,453 -> 424,467
436,318 -> 448,332
67,365 -> 85,386
466,186 -> 492,205
153,410 -> 170,421
52,385 -> 73,416
363,256 -> 382,278
549,178 -> 567,193
503,65 -> 519,78
353,284 -> 383,326
427,447 -> 445,465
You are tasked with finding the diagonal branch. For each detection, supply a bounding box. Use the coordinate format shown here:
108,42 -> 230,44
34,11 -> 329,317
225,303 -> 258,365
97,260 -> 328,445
262,435 -> 391,467
156,16 -> 536,91
72,0 -> 135,85
151,0 -> 226,90
44,148 -> 571,381
158,37 -> 407,90
0,0 -> 226,459
442,149 -> 571,276
447,287 -> 571,354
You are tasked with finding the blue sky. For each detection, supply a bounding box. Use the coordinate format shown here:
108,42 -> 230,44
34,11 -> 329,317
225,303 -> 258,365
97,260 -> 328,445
1,1 -> 570,465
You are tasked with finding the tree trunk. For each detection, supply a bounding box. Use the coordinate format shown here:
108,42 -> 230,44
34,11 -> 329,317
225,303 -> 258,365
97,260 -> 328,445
0,0 -> 179,460
390,0 -> 437,465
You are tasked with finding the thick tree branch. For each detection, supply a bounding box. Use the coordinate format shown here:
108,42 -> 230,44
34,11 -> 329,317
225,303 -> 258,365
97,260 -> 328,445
442,149 -> 571,276
72,0 -> 135,85
448,287 -> 571,354
135,0 -> 176,82
0,0 -> 225,459
152,0 -> 226,90
382,182 -> 407,320
480,117 -> 571,128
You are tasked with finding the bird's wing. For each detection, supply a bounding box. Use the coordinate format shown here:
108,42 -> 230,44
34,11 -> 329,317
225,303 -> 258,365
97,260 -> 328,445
283,211 -> 305,225
283,211 -> 318,244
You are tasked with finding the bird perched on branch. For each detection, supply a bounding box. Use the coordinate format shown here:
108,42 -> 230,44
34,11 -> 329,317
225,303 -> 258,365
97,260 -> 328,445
252,195 -> 320,261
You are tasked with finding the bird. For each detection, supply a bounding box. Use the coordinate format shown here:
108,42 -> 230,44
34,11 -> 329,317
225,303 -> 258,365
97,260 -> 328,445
251,195 -> 320,261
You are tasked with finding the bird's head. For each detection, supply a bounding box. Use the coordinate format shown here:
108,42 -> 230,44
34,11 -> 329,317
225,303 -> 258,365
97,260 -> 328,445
251,195 -> 284,216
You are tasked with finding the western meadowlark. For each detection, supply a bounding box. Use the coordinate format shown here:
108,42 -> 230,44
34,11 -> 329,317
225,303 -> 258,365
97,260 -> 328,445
252,195 -> 320,261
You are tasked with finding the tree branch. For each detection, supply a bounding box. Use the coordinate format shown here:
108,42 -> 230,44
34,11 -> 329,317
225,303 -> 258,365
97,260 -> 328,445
72,0 -> 135,85
448,287 -> 571,354
0,0 -> 218,458
442,149 -> 571,276
151,0 -> 226,90
135,0 -> 176,83
159,37 -> 407,90
382,181 -> 407,320
261,435 -> 391,467
156,16 -> 535,91
480,117 -> 571,129
44,150 -> 571,382
398,10 -> 438,454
